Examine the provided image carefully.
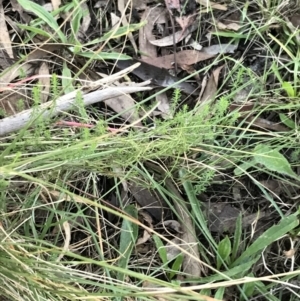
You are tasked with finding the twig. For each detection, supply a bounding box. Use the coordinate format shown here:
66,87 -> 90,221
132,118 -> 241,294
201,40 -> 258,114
0,83 -> 152,136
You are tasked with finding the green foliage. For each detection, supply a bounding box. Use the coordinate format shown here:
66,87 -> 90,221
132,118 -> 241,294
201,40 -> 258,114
232,212 -> 299,266
217,236 -> 231,269
234,144 -> 299,179
117,205 -> 138,282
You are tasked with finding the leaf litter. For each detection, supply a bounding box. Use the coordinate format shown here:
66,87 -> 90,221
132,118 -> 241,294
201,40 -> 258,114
1,0 -> 300,300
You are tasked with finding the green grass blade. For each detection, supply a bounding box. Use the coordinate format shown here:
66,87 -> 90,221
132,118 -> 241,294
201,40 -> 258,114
233,212 -> 299,266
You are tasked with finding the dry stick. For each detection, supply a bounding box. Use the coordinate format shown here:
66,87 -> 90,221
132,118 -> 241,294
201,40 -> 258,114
0,83 -> 152,136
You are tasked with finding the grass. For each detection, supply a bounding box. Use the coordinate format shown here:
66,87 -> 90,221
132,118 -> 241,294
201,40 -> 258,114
1,0 -> 300,300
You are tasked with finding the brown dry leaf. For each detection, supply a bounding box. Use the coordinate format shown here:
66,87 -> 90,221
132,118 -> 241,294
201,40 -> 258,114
290,14 -> 300,28
139,7 -> 161,59
103,91 -> 142,126
244,116 -> 289,132
10,0 -> 31,22
78,1 -> 91,36
0,88 -> 31,116
0,3 -> 13,59
51,0 -> 61,10
197,65 -> 223,105
181,63 -> 200,80
217,21 -> 241,31
156,92 -> 171,119
38,62 -> 51,103
259,180 -> 281,196
111,12 -> 121,29
163,220 -> 182,233
165,0 -> 180,10
165,237 -> 182,261
202,43 -> 238,55
197,0 -> 227,11
142,50 -> 215,69
175,14 -> 196,33
205,202 -> 265,234
166,180 -> 203,277
132,0 -> 148,10
0,44 -> 61,90
136,230 -> 151,245
129,182 -> 165,220
149,29 -> 188,47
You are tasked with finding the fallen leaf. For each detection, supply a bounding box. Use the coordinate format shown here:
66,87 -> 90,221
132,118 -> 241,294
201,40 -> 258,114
51,0 -> 61,11
156,92 -> 171,119
217,21 -> 241,31
197,0 -> 227,11
129,182 -> 165,220
149,29 -> 188,46
10,0 -> 31,23
166,179 -> 203,277
166,238 -> 182,261
0,44 -> 61,90
0,2 -> 14,59
111,12 -> 121,29
142,49 -> 215,69
197,65 -> 223,106
136,230 -> 151,245
78,1 -> 91,36
204,202 -> 265,233
165,0 -> 180,10
38,62 -> 51,103
116,59 -> 198,95
139,7 -> 163,58
187,38 -> 203,51
202,43 -> 238,55
290,14 -> 300,28
175,14 -> 196,34
118,0 -> 138,53
104,89 -> 142,125
163,220 -> 182,233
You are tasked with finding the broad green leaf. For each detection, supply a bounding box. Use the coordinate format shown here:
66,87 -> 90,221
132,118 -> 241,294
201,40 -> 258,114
169,254 -> 183,279
17,24 -> 52,39
191,257 -> 259,284
282,81 -> 295,97
233,212 -> 299,266
253,144 -> 298,179
217,236 -> 231,269
153,234 -> 168,264
279,113 -> 295,130
117,205 -> 138,282
214,287 -> 225,300
241,273 -> 255,299
18,0 -> 66,43
234,159 -> 255,176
